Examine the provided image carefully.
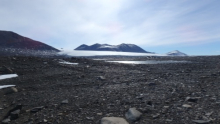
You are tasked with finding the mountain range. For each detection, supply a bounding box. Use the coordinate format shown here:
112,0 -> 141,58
0,30 -> 188,56
75,43 -> 151,53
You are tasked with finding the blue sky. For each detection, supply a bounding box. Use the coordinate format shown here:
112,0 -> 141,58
0,0 -> 220,55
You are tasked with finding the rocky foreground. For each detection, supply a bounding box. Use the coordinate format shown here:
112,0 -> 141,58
0,56 -> 220,124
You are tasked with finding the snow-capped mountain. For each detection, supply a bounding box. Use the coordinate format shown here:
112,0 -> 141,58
166,50 -> 187,56
75,43 -> 151,53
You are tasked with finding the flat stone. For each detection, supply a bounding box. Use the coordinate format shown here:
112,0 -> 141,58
86,117 -> 94,120
61,99 -> 69,104
205,111 -> 213,117
97,113 -> 103,116
97,76 -> 105,80
148,82 -> 156,86
192,120 -> 210,124
182,104 -> 192,108
43,119 -> 48,122
186,97 -> 201,102
152,113 -> 160,119
125,108 -> 142,121
30,106 -> 44,113
101,117 -> 129,124
2,118 -> 10,124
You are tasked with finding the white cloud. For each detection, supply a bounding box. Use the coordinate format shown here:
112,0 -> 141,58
0,0 -> 220,49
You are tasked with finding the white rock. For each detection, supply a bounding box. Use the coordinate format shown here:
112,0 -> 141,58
182,104 -> 192,108
101,117 -> 129,124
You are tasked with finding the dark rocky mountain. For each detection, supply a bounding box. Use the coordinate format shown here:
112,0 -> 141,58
0,31 -> 59,51
0,31 -> 60,56
166,50 -> 187,56
75,43 -> 151,53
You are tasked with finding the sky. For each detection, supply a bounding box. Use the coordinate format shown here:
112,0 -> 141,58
0,0 -> 220,55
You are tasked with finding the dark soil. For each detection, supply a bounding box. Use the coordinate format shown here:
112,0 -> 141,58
1,56 -> 220,124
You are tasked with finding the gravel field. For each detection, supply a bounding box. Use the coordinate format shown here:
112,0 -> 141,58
0,56 -> 220,124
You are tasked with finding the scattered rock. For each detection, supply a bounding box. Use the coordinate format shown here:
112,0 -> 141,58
166,119 -> 173,122
43,119 -> 48,122
2,118 -> 10,124
97,113 -> 103,116
3,104 -> 22,121
163,106 -> 169,109
97,76 -> 105,80
136,94 -> 144,100
30,106 -> 44,113
205,111 -> 213,117
125,108 -> 142,122
182,104 -> 192,108
61,99 -> 69,104
192,120 -> 210,124
10,109 -> 20,120
101,117 -> 129,124
152,113 -> 160,119
186,97 -> 201,102
86,117 -> 94,120
148,82 -> 156,86
2,87 -> 18,95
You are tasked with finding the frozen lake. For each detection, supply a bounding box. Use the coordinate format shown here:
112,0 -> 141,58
107,60 -> 189,64
59,50 -> 164,57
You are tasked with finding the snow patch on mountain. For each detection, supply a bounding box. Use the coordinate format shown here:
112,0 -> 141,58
166,50 -> 187,56
75,43 -> 151,53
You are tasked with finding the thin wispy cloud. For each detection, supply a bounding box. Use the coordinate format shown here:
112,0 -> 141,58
0,0 -> 219,54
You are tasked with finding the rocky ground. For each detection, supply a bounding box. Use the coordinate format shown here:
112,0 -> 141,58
0,55 -> 220,124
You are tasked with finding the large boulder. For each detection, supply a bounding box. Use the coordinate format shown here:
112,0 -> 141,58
125,108 -> 142,122
101,117 -> 129,124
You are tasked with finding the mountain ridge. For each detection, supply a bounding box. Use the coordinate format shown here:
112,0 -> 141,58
75,43 -> 151,53
0,30 -> 59,51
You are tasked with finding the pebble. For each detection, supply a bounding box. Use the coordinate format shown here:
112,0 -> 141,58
2,87 -> 18,95
182,104 -> 192,108
205,111 -> 213,117
30,106 -> 44,113
97,113 -> 103,116
97,76 -> 106,80
61,99 -> 69,104
152,113 -> 160,119
43,119 -> 48,122
86,117 -> 94,120
186,97 -> 201,102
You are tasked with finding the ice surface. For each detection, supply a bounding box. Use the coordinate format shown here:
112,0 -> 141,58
59,50 -> 164,57
59,61 -> 78,65
0,74 -> 18,80
0,85 -> 16,89
107,60 -> 189,64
